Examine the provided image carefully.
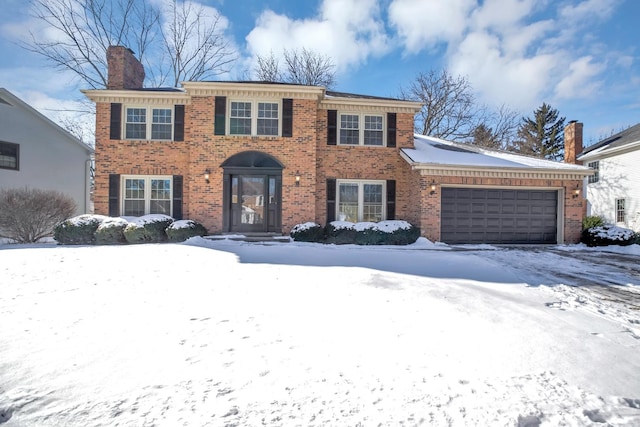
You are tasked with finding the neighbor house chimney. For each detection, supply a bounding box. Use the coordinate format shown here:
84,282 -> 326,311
564,120 -> 583,164
107,46 -> 145,90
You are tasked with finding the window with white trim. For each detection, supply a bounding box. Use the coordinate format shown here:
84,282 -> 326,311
123,176 -> 172,216
616,198 -> 625,223
588,161 -> 599,183
229,100 -> 280,136
125,107 -> 173,140
336,180 -> 385,222
339,113 -> 385,146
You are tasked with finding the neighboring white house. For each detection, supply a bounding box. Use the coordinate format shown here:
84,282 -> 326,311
0,88 -> 94,214
577,123 -> 640,231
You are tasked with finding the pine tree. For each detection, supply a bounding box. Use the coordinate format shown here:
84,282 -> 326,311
512,103 -> 565,161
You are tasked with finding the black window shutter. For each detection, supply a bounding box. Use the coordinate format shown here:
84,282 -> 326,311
327,110 -> 337,145
326,178 -> 336,222
108,174 -> 120,216
110,103 -> 122,140
172,175 -> 183,220
214,96 -> 226,135
386,180 -> 396,220
222,174 -> 231,231
282,98 -> 293,137
387,112 -> 397,148
174,105 -> 185,141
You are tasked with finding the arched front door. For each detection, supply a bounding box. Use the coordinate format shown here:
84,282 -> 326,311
221,151 -> 283,233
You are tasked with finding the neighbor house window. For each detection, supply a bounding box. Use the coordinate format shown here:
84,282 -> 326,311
125,107 -> 173,140
229,100 -> 280,136
0,141 -> 19,170
336,180 -> 385,222
588,161 -> 599,183
123,176 -> 172,216
616,198 -> 626,223
339,113 -> 385,146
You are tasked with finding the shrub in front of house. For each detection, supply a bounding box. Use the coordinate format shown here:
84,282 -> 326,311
123,214 -> 174,244
0,187 -> 77,243
166,219 -> 207,242
582,215 -> 605,230
95,217 -> 129,245
325,221 -> 358,244
354,222 -> 385,245
581,224 -> 636,247
54,214 -> 108,245
375,220 -> 421,245
290,222 -> 325,242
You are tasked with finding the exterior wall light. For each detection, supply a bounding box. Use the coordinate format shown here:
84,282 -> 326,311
204,169 -> 210,184
430,180 -> 437,195
295,171 -> 301,187
572,184 -> 580,198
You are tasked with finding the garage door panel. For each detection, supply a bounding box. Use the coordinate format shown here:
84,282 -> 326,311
441,188 -> 558,244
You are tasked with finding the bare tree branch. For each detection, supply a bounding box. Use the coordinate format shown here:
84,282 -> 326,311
254,48 -> 336,88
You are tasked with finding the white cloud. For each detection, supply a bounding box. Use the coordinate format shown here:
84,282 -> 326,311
555,56 -> 605,99
244,0 -> 389,75
388,0 -> 475,52
558,0 -> 621,25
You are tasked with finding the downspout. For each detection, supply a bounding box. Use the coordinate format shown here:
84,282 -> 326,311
85,157 -> 93,214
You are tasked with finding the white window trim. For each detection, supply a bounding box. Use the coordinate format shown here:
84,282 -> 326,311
227,99 -> 282,137
338,112 -> 386,146
124,106 -> 174,141
615,198 -> 626,224
336,179 -> 386,222
121,175 -> 173,216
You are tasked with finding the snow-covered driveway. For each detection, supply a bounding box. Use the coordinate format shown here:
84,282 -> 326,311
1,238 -> 639,426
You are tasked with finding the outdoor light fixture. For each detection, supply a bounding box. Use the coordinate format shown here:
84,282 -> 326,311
573,184 -> 580,198
430,180 -> 437,195
204,169 -> 210,184
295,170 -> 301,187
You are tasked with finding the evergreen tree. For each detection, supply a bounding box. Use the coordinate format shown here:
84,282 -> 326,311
512,103 -> 566,161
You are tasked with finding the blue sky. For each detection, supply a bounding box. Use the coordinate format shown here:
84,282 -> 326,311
1,0 -> 639,145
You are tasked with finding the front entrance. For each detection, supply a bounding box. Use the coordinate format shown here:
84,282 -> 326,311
221,151 -> 283,233
230,174 -> 281,232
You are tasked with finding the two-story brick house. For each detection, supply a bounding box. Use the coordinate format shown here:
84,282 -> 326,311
83,46 -> 592,244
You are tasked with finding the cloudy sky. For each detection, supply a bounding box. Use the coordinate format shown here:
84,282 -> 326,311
0,0 -> 638,145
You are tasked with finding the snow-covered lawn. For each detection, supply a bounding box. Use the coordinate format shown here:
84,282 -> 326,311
1,237 -> 639,426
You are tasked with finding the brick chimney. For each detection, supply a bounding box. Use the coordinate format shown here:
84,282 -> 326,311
564,120 -> 583,164
107,46 -> 145,90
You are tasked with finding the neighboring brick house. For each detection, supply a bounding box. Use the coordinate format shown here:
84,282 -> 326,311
83,46 -> 592,244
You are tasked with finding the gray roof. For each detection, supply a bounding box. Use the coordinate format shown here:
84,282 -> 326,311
579,122 -> 640,157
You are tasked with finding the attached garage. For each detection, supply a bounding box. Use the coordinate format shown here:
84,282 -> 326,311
440,188 -> 558,244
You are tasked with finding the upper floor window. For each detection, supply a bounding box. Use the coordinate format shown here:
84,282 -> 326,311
339,113 -> 385,146
0,141 -> 19,170
229,100 -> 279,136
587,161 -> 599,183
616,198 -> 626,223
122,175 -> 172,216
336,179 -> 386,222
125,107 -> 173,140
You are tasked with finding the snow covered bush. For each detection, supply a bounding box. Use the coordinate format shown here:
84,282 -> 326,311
581,224 -> 636,247
290,222 -> 325,242
582,215 -> 605,230
0,187 -> 76,243
94,217 -> 129,245
166,220 -> 207,242
325,221 -> 358,244
54,214 -> 107,245
375,220 -> 421,245
123,214 -> 174,244
354,222 -> 385,245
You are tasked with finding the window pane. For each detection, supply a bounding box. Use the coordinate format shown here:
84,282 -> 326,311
125,179 -> 145,199
363,184 -> 383,222
126,108 -> 146,139
616,199 -> 625,223
588,161 -> 599,183
257,102 -> 279,135
230,102 -> 252,135
151,179 -> 171,200
364,115 -> 383,146
151,109 -> 172,140
340,114 -> 359,145
150,200 -> 171,215
0,142 -> 18,169
338,183 -> 359,222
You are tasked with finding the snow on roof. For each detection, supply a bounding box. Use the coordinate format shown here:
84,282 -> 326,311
401,135 -> 591,171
